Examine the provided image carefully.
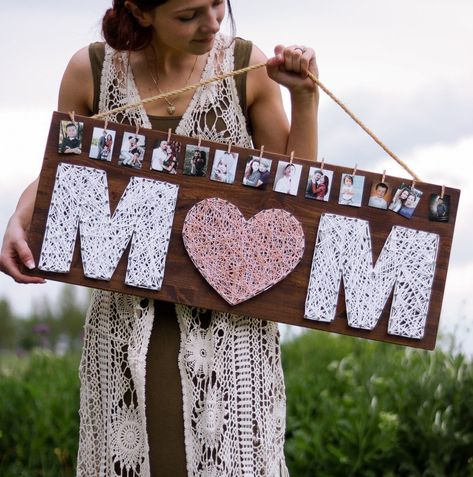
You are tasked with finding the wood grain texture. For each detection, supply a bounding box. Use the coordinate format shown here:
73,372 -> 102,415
26,112 -> 461,349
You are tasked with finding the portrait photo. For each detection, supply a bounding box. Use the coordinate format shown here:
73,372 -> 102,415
210,150 -> 239,184
242,156 -> 272,189
119,133 -> 146,169
58,120 -> 84,155
368,181 -> 391,210
388,183 -> 423,219
183,144 -> 210,177
338,173 -> 365,207
151,139 -> 181,174
89,128 -> 116,162
429,194 -> 450,222
273,161 -> 303,196
305,167 -> 334,201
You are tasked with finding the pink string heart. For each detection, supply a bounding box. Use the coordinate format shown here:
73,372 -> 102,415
182,197 -> 305,305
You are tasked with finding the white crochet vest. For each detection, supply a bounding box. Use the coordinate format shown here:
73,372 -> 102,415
77,34 -> 289,477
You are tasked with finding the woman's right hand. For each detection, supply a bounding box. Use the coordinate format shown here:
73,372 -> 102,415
0,214 -> 45,284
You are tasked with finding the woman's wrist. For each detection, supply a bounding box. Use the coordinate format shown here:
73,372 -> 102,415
290,87 -> 319,105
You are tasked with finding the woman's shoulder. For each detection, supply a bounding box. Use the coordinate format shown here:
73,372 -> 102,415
58,45 -> 96,115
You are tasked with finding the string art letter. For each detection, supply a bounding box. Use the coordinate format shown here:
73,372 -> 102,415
305,213 -> 439,339
38,163 -> 178,290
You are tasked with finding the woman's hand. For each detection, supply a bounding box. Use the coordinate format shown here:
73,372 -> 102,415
266,44 -> 319,96
0,177 -> 46,285
0,215 -> 45,284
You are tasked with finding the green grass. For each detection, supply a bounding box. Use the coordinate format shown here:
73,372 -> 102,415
1,332 -> 472,476
0,351 -> 80,477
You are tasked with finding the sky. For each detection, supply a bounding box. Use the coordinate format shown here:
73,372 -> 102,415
0,1 -> 472,352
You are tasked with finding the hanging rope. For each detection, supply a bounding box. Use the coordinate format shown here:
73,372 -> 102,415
91,61 -> 421,181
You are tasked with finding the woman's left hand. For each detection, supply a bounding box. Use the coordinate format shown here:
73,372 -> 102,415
266,44 -> 319,96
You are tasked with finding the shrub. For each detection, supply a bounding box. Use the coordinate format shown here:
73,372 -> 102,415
282,331 -> 473,476
0,351 -> 80,477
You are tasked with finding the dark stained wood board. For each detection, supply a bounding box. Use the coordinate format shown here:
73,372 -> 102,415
26,111 -> 461,349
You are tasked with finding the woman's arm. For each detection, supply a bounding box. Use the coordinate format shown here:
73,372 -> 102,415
247,44 -> 319,161
0,47 -> 94,283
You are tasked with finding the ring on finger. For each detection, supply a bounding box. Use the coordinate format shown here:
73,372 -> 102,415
294,46 -> 307,54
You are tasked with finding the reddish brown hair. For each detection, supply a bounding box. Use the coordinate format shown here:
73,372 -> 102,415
102,0 -> 235,51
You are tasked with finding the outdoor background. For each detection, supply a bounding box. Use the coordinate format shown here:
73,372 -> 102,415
0,1 -> 472,475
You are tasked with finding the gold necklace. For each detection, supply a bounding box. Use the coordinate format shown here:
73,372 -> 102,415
147,46 -> 199,115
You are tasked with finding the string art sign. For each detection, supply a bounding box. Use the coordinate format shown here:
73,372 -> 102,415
26,111 -> 461,350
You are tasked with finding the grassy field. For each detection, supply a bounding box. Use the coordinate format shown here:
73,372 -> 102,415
1,332 -> 472,476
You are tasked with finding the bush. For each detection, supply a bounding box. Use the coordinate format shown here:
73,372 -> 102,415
0,351 -> 80,477
282,331 -> 473,476
1,333 -> 472,476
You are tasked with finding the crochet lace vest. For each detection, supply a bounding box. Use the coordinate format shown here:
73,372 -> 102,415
77,34 -> 289,477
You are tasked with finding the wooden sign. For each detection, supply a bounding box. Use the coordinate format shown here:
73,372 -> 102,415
27,112 -> 461,349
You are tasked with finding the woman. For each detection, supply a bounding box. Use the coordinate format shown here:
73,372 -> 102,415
0,1 -> 318,475
162,144 -> 178,173
243,157 -> 262,187
313,172 -> 329,200
389,187 -> 410,212
274,163 -> 296,195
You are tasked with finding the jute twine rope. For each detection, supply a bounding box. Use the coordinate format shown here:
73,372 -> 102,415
91,61 -> 420,181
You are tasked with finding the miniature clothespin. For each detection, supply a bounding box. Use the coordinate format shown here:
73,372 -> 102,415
104,117 -> 109,133
167,128 -> 172,142
440,185 -> 445,199
381,169 -> 386,183
352,163 -> 358,176
320,157 -> 325,171
197,136 -> 202,148
259,145 -> 265,158
289,151 -> 295,164
69,111 -> 75,123
227,141 -> 232,154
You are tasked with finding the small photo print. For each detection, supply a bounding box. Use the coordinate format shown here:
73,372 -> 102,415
338,173 -> 365,207
273,161 -> 303,196
429,194 -> 450,222
89,128 -> 116,162
368,181 -> 391,210
388,183 -> 423,219
210,150 -> 239,184
58,120 -> 84,154
119,133 -> 146,169
183,144 -> 210,177
305,167 -> 334,201
151,139 -> 181,174
242,156 -> 272,189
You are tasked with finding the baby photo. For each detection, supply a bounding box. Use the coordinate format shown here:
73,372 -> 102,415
273,160 -> 303,196
242,156 -> 272,189
151,138 -> 181,174
119,133 -> 146,169
183,144 -> 210,177
210,150 -> 239,184
368,181 -> 391,210
338,173 -> 365,207
58,120 -> 84,155
305,167 -> 333,201
388,183 -> 423,219
89,128 -> 116,162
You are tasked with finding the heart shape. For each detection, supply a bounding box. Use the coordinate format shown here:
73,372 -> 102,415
182,198 -> 305,305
